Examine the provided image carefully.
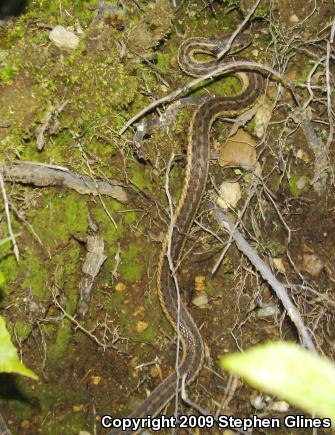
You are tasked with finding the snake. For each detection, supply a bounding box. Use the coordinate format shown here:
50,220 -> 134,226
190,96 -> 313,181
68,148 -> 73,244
108,35 -> 264,434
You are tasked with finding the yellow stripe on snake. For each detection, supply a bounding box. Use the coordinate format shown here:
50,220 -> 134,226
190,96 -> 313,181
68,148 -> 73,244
108,35 -> 264,434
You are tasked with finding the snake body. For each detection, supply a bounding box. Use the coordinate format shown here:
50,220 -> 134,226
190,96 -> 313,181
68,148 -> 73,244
109,36 -> 263,434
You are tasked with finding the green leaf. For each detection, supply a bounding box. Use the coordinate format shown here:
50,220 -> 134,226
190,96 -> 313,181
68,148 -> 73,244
220,341 -> 335,422
0,317 -> 38,380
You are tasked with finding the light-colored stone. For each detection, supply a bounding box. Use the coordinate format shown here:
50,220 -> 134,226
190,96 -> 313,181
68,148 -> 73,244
49,25 -> 80,50
192,292 -> 208,308
217,181 -> 242,210
289,14 -> 299,23
303,254 -> 324,277
219,129 -> 257,170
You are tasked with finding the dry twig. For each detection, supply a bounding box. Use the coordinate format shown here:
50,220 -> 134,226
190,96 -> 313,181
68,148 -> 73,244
1,162 -> 128,203
0,172 -> 19,262
211,205 -> 316,352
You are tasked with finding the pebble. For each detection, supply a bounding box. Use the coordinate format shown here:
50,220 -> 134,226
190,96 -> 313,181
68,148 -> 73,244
256,303 -> 279,318
269,400 -> 290,412
115,282 -> 126,292
135,321 -> 149,333
91,375 -> 101,385
217,181 -> 241,210
219,129 -> 256,170
194,275 -> 206,292
49,25 -> 80,50
303,254 -> 324,277
289,14 -> 299,23
192,292 -> 208,308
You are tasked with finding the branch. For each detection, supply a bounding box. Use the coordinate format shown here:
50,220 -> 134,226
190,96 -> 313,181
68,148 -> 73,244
0,173 -> 19,262
211,205 -> 316,352
119,60 -> 291,135
1,162 -> 128,203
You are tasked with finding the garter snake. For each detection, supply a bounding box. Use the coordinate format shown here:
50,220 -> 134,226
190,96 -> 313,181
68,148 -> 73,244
109,35 -> 263,434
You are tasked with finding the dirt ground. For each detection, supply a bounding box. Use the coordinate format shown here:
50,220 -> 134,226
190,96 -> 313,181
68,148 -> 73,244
0,0 -> 334,434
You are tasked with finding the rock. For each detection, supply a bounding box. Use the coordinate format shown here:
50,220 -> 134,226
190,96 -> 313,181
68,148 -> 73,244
192,292 -> 208,308
194,275 -> 206,292
289,14 -> 299,23
115,282 -> 126,292
254,98 -> 272,138
303,254 -> 324,277
217,181 -> 241,210
256,303 -> 279,318
135,321 -> 149,333
219,129 -> 257,170
269,401 -> 290,412
49,25 -> 80,50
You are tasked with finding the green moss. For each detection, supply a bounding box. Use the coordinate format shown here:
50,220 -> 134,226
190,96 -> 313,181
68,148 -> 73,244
218,14 -> 238,30
30,192 -> 88,251
48,319 -> 72,366
124,211 -> 137,225
48,289 -> 77,366
289,175 -> 310,197
104,290 -> 127,312
91,199 -> 123,246
156,52 -> 170,74
206,76 -> 241,97
175,108 -> 191,134
128,161 -> 153,191
245,116 -> 256,134
21,249 -> 48,299
206,278 -> 215,296
2,395 -> 33,421
52,244 -> 80,288
65,245 -> 80,275
271,175 -> 283,192
0,375 -> 33,420
47,410 -> 87,435
0,63 -> 18,85
297,62 -> 315,86
166,161 -> 184,206
0,254 -> 19,295
118,291 -> 165,343
224,272 -> 234,285
131,322 -> 157,342
266,240 -> 286,256
15,321 -> 31,341
119,243 -> 143,282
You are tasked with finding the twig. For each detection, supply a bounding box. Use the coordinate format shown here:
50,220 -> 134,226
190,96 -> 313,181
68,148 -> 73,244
324,18 -> 335,153
73,132 -> 119,228
180,374 -> 251,435
52,289 -> 118,350
212,177 -> 260,275
35,100 -> 68,151
1,162 -> 128,203
211,205 -> 316,352
9,202 -> 43,247
216,0 -> 262,59
164,153 -> 182,422
76,234 -> 107,319
0,172 -> 19,262
119,60 -> 291,135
